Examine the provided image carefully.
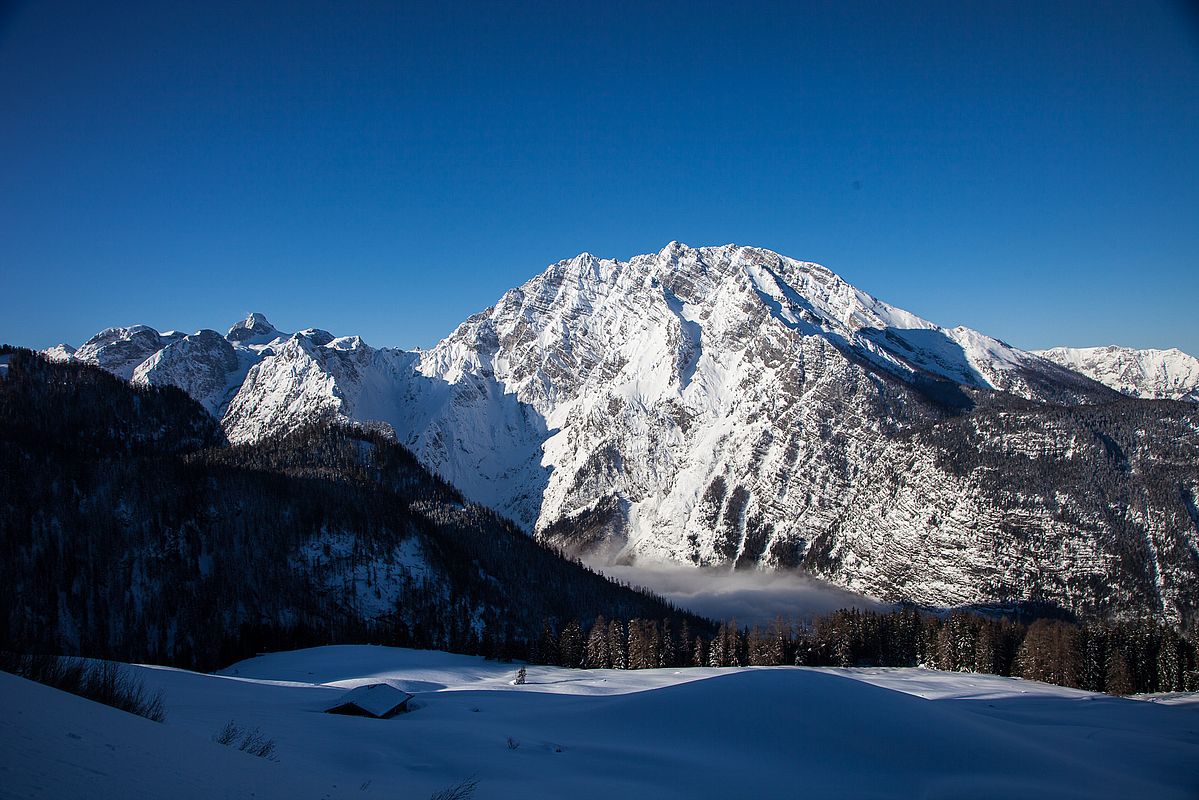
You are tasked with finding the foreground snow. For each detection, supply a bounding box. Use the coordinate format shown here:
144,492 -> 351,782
2,646 -> 1197,799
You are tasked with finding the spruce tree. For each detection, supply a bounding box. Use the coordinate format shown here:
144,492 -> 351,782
585,615 -> 610,668
693,635 -> 707,669
660,619 -> 676,668
608,619 -> 627,670
558,619 -> 583,668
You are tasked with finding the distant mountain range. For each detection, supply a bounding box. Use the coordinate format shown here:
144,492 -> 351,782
38,243 -> 1199,625
1035,345 -> 1199,402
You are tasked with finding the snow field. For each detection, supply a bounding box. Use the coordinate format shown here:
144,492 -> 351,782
3,645 -> 1197,799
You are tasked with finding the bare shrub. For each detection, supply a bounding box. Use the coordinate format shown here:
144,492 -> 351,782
0,653 -> 165,722
430,775 -> 479,800
80,661 -> 166,722
212,720 -> 277,759
214,720 -> 241,746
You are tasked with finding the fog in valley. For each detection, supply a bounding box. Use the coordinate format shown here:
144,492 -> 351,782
595,562 -> 886,626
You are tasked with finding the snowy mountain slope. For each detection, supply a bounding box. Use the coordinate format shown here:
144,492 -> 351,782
222,327 -> 400,442
38,245 -> 1198,621
43,314 -> 553,527
132,329 -> 248,416
1035,345 -> 1199,402
40,342 -> 77,362
806,400 -> 1199,622
8,646 -> 1196,800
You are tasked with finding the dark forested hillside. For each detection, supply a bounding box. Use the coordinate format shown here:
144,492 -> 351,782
0,350 -> 704,671
0,347 -> 224,455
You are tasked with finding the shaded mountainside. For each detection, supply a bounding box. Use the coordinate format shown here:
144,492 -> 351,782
0,351 -> 703,670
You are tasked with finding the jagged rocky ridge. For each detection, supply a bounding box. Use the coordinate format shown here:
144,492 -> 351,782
41,244 -> 1199,625
0,349 -> 701,670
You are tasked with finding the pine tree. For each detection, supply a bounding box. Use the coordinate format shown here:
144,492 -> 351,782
1106,652 -> 1134,695
1157,627 -> 1184,693
558,619 -> 583,668
692,635 -> 707,669
677,620 -> 692,667
767,616 -> 788,667
709,623 -> 727,667
608,619 -> 627,670
537,621 -> 559,666
645,619 -> 661,669
626,619 -> 645,670
660,619 -> 676,668
727,620 -> 745,668
747,625 -> 766,666
1077,624 -> 1107,692
585,615 -> 610,669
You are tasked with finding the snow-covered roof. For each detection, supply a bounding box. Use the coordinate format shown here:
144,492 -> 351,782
326,683 -> 413,717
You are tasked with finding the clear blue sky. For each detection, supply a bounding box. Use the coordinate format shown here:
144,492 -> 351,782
2,0 -> 1197,354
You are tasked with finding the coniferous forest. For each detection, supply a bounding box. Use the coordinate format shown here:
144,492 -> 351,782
520,608 -> 1197,695
2,347 -> 1195,696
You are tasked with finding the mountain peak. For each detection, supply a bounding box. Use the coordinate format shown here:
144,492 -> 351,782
227,312 -> 278,343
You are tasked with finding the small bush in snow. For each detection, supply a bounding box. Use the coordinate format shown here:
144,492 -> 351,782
213,720 -> 277,759
429,775 -> 479,800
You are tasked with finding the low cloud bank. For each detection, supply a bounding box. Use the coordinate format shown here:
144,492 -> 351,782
594,562 -> 886,626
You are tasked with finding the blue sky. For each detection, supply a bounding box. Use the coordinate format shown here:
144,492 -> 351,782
2,0 -> 1197,354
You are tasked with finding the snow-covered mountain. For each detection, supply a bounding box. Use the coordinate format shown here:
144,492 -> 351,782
1035,345 -> 1199,402
64,325 -> 186,380
419,243 -> 1115,552
42,244 -> 1199,622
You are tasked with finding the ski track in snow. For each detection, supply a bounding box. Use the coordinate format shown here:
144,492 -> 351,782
2,645 -> 1197,800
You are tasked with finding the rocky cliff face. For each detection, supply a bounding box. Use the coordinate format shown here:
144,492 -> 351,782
42,244 -> 1199,623
133,329 -> 244,416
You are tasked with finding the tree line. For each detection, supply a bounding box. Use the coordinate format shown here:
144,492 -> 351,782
516,607 -> 1198,695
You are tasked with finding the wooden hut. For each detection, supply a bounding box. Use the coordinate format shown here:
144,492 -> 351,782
324,683 -> 413,719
